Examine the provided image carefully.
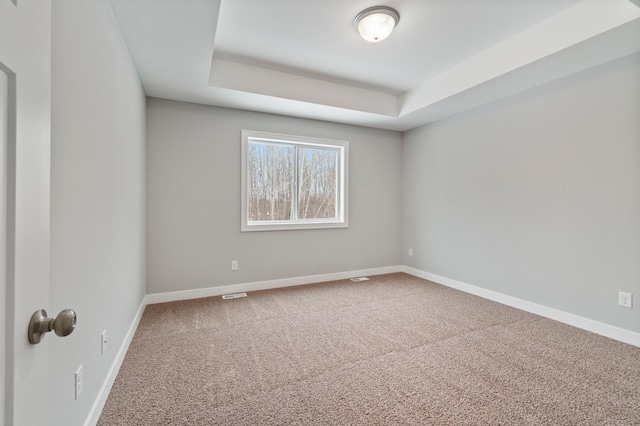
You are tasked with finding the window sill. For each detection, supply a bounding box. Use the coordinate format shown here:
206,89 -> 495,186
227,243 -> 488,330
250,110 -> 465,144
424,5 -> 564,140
241,220 -> 349,232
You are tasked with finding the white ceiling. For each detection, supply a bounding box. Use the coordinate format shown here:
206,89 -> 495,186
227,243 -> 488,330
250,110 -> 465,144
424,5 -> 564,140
109,0 -> 640,131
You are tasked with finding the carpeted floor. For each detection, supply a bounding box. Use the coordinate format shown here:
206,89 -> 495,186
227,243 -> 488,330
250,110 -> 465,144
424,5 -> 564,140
98,273 -> 640,425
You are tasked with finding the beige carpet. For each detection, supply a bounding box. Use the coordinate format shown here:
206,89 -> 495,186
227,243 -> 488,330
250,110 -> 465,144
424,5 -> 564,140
98,273 -> 640,425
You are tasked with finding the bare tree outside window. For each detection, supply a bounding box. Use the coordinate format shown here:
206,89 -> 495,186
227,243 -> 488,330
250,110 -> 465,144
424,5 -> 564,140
247,143 -> 294,221
297,147 -> 337,219
241,131 -> 348,232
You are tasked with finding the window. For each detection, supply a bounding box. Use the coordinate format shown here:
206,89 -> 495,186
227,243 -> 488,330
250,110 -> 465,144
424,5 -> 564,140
241,130 -> 349,231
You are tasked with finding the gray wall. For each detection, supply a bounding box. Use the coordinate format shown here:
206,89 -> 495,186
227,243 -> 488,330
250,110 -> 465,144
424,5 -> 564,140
146,98 -> 402,294
403,53 -> 640,332
50,1 -> 146,424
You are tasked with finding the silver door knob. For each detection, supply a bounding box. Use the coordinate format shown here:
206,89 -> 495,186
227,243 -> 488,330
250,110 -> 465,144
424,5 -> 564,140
28,309 -> 77,344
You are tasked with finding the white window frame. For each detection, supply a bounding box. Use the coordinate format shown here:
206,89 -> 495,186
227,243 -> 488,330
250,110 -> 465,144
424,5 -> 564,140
241,130 -> 349,232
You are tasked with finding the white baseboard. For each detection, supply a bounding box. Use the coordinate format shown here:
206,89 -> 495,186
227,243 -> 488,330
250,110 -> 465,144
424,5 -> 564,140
84,297 -> 147,426
401,266 -> 640,348
145,265 -> 403,305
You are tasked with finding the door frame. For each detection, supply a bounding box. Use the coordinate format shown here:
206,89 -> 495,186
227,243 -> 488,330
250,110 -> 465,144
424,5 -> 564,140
0,61 -> 13,426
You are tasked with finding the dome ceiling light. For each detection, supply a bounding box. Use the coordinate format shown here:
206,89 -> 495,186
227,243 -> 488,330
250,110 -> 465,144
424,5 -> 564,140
353,6 -> 400,43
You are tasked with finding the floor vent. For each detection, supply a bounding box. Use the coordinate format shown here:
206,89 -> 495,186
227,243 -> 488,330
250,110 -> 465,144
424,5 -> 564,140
350,277 -> 370,282
222,292 -> 247,300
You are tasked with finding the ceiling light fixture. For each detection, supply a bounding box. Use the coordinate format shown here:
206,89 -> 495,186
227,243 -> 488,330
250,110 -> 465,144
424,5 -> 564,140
353,6 -> 400,43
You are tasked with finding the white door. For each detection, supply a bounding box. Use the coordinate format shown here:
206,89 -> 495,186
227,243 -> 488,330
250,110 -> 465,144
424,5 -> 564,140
0,1 -> 51,426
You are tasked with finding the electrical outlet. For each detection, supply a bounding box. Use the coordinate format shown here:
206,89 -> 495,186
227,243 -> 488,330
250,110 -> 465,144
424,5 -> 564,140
101,329 -> 107,355
618,292 -> 633,308
231,260 -> 238,271
75,365 -> 83,400
408,248 -> 413,257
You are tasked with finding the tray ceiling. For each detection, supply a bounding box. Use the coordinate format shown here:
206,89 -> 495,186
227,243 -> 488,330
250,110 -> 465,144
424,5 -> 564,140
109,0 -> 640,131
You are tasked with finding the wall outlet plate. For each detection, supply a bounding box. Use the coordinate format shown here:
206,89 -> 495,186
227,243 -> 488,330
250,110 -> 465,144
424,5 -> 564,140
618,292 -> 632,308
75,365 -> 83,400
101,329 -> 107,355
231,260 -> 238,271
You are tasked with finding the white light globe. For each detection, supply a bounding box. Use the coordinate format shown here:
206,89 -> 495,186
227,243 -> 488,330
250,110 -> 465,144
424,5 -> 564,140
354,7 -> 400,43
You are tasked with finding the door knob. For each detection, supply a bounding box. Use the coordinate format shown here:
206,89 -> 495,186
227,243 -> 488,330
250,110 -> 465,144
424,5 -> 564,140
28,309 -> 77,344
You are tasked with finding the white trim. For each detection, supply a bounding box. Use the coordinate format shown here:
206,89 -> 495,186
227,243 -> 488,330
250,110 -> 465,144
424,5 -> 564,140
84,297 -> 147,426
401,266 -> 640,348
146,266 -> 403,305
